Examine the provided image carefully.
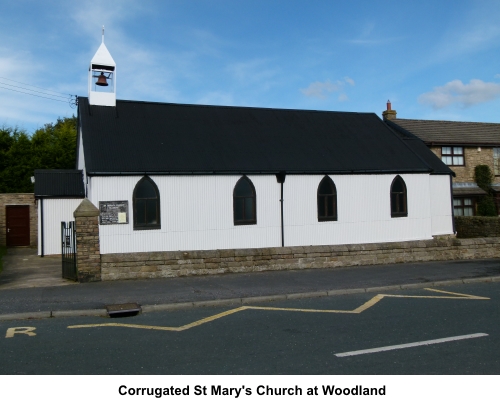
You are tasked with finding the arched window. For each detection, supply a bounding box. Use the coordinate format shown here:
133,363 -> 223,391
317,176 -> 337,222
391,175 -> 407,218
233,176 -> 256,225
133,176 -> 160,229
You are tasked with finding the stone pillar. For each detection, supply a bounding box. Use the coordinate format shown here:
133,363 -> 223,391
74,198 -> 101,282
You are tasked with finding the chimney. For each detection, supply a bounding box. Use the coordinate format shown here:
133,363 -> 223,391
382,100 -> 397,121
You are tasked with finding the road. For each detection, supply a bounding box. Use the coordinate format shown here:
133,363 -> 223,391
1,282 -> 499,374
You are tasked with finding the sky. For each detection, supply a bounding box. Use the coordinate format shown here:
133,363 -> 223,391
1,0 -> 500,134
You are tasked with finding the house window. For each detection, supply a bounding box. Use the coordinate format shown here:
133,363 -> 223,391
391,175 -> 407,217
133,176 -> 160,229
441,146 -> 464,166
453,198 -> 474,216
233,176 -> 256,225
494,148 -> 500,176
317,176 -> 337,221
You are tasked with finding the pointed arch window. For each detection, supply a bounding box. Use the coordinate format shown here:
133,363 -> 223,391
133,176 -> 161,229
233,176 -> 256,225
317,176 -> 337,222
391,175 -> 407,218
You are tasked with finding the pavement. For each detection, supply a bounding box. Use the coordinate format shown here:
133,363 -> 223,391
0,248 -> 75,289
0,247 -> 499,321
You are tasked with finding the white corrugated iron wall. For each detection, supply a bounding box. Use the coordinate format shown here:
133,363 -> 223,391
284,174 -> 433,246
91,175 -> 281,254
429,175 -> 454,235
38,198 -> 83,255
91,173 -> 443,254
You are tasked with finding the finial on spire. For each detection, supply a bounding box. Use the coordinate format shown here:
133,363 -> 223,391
102,25 -> 105,43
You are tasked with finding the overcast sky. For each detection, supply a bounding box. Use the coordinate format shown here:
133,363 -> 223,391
1,0 -> 500,133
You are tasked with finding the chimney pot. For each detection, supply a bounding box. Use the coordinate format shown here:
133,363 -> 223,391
382,100 -> 397,121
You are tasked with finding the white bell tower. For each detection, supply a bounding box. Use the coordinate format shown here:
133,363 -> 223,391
88,26 -> 116,107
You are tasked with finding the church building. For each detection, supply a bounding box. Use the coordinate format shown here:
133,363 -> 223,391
35,35 -> 455,260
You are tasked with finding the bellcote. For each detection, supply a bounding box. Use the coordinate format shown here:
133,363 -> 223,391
88,27 -> 116,107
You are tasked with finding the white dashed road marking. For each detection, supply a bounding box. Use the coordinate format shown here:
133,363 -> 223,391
335,333 -> 489,357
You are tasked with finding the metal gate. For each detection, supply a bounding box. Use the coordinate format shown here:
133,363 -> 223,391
61,221 -> 77,281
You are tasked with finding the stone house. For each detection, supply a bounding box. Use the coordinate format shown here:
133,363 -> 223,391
383,102 -> 500,216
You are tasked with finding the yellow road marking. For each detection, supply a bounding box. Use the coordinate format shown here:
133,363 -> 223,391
67,288 -> 489,333
5,327 -> 37,338
69,307 -> 248,332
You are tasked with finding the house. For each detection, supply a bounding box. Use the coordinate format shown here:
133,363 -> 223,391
383,102 -> 500,216
34,38 -> 455,258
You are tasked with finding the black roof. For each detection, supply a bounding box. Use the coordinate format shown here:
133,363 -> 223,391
385,121 -> 454,176
34,170 -> 85,198
78,97 -> 448,175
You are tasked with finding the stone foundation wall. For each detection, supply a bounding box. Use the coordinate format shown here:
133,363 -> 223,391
101,237 -> 500,281
0,193 -> 38,247
455,216 -> 500,238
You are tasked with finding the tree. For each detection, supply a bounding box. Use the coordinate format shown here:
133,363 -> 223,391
31,116 -> 77,170
0,116 -> 77,193
0,128 -> 32,193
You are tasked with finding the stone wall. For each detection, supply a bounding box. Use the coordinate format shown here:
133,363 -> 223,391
0,193 -> 38,247
429,146 -> 496,183
455,216 -> 500,238
101,237 -> 500,281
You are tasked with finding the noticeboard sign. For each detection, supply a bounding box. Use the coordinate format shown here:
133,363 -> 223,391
99,201 -> 129,225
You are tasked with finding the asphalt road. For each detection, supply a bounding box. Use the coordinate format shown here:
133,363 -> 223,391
1,282 -> 499,374
1,257 -> 500,315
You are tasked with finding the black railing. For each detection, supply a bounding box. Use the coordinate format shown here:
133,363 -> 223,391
61,221 -> 77,281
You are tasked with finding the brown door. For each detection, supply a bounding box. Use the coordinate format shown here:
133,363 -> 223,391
6,205 -> 30,246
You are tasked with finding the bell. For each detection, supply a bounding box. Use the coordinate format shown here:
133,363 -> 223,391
95,72 -> 108,86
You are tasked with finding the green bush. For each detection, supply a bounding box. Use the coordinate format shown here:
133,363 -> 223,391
475,165 -> 493,191
477,195 -> 497,216
474,165 -> 497,216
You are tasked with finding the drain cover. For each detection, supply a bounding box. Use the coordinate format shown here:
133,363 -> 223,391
106,303 -> 141,317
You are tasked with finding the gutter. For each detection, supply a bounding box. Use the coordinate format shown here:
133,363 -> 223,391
449,175 -> 456,235
87,168 -> 433,176
427,141 -> 500,147
276,171 -> 286,247
40,198 -> 44,257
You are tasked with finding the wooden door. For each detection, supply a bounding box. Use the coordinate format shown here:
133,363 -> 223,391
6,206 -> 30,246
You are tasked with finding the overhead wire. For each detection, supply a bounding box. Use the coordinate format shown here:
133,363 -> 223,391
0,76 -> 70,97
0,81 -> 69,100
0,77 -> 77,107
0,85 -> 71,103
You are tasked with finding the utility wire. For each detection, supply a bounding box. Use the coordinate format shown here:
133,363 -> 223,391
0,81 -> 69,100
0,76 -> 70,97
0,85 -> 70,103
